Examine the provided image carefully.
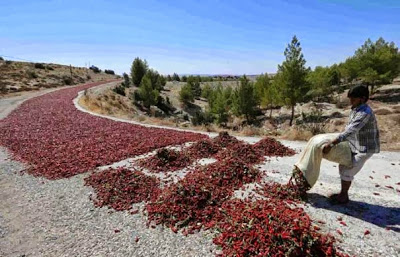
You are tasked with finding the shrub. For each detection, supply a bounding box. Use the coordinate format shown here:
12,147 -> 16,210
5,60 -> 12,65
179,83 -> 194,104
132,90 -> 142,102
62,76 -> 73,85
104,69 -> 115,75
122,73 -> 130,87
113,84 -> 126,96
89,65 -> 101,73
34,63 -> 46,69
27,71 -> 38,79
0,56 -> 4,61
191,110 -> 214,126
156,96 -> 174,115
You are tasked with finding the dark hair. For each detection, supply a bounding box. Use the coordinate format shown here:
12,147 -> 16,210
348,85 -> 369,102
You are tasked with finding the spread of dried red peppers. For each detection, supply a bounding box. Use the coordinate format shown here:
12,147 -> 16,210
0,82 -> 348,256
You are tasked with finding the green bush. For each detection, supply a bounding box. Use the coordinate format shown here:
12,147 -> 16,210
104,69 -> 115,75
62,76 -> 73,85
34,63 -> 46,69
89,65 -> 101,73
191,110 -> 214,126
27,71 -> 38,79
179,83 -> 194,104
113,84 -> 126,96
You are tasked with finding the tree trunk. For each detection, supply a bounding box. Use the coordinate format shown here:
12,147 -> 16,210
289,105 -> 295,126
269,107 -> 272,119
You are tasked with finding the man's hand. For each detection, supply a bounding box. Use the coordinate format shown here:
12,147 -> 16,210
323,143 -> 333,154
323,139 -> 339,154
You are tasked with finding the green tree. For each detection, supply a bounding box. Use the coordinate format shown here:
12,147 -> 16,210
201,83 -> 213,99
179,83 -> 194,104
181,75 -> 188,82
254,73 -> 270,106
122,73 -> 130,87
329,64 -> 341,86
139,74 -> 159,108
207,83 -> 231,125
354,37 -> 400,93
167,74 -> 172,81
232,75 -> 258,123
172,73 -> 180,81
130,57 -> 148,86
187,75 -> 202,97
211,90 -> 229,125
306,66 -> 333,101
339,57 -> 360,83
157,75 -> 167,90
256,73 -> 279,118
275,36 -> 310,126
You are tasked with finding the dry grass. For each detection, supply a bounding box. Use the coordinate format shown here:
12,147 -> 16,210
239,126 -> 263,137
375,108 -> 393,115
0,60 -> 117,94
281,127 -> 314,141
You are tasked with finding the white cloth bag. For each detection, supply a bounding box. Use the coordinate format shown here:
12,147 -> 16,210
295,133 -> 353,188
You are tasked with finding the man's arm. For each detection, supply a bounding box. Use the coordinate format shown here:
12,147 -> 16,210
337,111 -> 371,142
323,111 -> 370,154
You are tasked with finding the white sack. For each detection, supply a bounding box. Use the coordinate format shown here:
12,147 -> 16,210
295,133 -> 353,188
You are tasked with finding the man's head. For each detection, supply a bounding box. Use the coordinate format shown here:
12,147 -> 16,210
347,85 -> 369,108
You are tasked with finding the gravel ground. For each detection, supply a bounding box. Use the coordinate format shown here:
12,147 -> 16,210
0,147 -> 217,257
1,83 -> 399,257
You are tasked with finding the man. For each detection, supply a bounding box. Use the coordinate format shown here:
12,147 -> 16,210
323,85 -> 380,204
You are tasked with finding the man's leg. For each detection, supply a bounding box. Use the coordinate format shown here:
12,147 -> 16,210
336,180 -> 352,202
336,153 -> 373,202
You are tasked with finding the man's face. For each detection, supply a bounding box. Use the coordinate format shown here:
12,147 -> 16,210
349,97 -> 363,108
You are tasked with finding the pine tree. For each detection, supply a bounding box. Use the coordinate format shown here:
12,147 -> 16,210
130,57 -> 148,86
187,76 -> 202,97
122,73 -> 130,87
275,36 -> 310,126
139,73 -> 158,108
255,73 -> 278,118
172,73 -> 180,81
232,75 -> 258,123
179,83 -> 194,104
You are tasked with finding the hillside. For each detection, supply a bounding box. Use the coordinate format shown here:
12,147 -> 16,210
79,79 -> 400,151
0,59 -> 118,95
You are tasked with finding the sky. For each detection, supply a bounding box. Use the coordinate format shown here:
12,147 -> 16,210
0,0 -> 399,75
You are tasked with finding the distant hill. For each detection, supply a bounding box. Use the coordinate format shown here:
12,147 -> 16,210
0,59 -> 118,94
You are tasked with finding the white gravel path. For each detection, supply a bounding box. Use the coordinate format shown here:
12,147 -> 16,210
0,83 -> 399,257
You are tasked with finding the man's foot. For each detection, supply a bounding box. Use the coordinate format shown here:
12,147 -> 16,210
329,193 -> 349,204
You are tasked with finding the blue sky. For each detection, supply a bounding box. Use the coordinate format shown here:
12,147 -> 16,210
1,0 -> 399,75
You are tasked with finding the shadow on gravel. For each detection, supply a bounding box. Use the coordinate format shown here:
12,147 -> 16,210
308,193 -> 400,233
